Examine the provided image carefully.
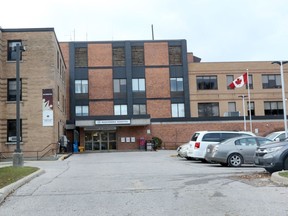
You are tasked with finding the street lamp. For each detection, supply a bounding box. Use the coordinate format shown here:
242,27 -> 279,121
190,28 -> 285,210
272,61 -> 288,138
12,43 -> 25,167
238,95 -> 247,131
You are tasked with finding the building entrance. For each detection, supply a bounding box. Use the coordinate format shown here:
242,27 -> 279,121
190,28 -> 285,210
85,131 -> 117,151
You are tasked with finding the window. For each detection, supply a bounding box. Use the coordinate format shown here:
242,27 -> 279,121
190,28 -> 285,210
198,103 -> 219,117
228,102 -> 236,112
75,47 -> 88,67
246,74 -> 253,89
75,80 -> 88,93
169,46 -> 182,65
113,47 -> 125,66
133,104 -> 146,115
7,119 -> 22,142
132,79 -> 145,91
114,79 -> 126,98
247,101 -> 255,116
7,79 -> 22,101
132,46 -> 144,66
264,101 -> 283,116
171,103 -> 185,117
8,40 -> 22,61
75,106 -> 89,116
226,75 -> 234,89
262,75 -> 281,89
114,105 -> 127,115
197,76 -> 218,90
170,78 -> 183,92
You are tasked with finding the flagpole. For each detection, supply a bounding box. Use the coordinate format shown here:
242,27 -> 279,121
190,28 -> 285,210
246,69 -> 253,132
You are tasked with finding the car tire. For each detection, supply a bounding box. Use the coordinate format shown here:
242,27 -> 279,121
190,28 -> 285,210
264,168 -> 275,173
228,153 -> 243,167
220,162 -> 228,167
283,156 -> 288,170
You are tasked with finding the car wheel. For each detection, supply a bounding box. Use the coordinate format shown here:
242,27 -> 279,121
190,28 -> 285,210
283,156 -> 288,170
265,168 -> 275,173
228,153 -> 243,167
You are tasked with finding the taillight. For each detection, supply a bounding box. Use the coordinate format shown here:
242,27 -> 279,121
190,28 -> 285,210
195,142 -> 200,149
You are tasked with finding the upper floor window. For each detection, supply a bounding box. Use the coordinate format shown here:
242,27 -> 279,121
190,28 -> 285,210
132,46 -> 144,66
264,101 -> 283,116
8,40 -> 22,61
247,101 -> 255,116
7,79 -> 22,101
75,80 -> 88,93
197,76 -> 218,90
7,119 -> 22,142
132,79 -> 145,92
75,106 -> 89,116
226,75 -> 234,90
113,47 -> 125,66
198,103 -> 219,117
246,74 -> 253,89
169,46 -> 182,65
170,78 -> 183,92
133,104 -> 146,115
262,74 -> 281,89
75,47 -> 88,67
113,79 -> 126,98
114,105 -> 127,115
171,103 -> 185,117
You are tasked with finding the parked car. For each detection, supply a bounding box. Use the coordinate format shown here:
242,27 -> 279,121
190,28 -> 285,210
177,143 -> 190,159
205,136 -> 272,167
254,141 -> 288,173
186,131 -> 255,162
265,131 -> 286,142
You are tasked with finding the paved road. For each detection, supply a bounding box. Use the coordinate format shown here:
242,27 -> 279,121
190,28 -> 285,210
0,151 -> 288,216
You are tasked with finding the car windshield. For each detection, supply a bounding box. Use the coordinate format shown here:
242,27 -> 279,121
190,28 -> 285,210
265,132 -> 280,140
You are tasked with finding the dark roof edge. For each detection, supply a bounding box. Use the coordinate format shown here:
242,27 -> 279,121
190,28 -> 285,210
1,27 -> 55,33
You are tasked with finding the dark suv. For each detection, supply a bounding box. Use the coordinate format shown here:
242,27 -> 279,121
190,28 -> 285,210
254,141 -> 288,173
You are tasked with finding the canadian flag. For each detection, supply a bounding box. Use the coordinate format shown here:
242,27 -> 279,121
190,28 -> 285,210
229,72 -> 248,89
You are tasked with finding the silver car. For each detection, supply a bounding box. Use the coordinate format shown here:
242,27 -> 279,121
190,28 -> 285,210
205,136 -> 272,167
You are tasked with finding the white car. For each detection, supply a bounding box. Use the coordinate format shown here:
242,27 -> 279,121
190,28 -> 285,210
177,143 -> 190,159
186,131 -> 255,162
265,131 -> 287,142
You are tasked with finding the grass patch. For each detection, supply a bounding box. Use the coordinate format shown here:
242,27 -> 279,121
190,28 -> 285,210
279,171 -> 288,178
0,166 -> 39,189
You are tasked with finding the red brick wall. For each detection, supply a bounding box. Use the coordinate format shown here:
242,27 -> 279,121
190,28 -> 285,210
89,69 -> 113,99
147,100 -> 171,118
90,101 -> 114,115
88,43 -> 112,67
146,68 -> 170,98
144,42 -> 169,66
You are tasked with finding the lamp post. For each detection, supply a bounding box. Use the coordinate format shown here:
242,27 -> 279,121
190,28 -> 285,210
12,43 -> 25,167
272,61 -> 288,138
238,95 -> 247,131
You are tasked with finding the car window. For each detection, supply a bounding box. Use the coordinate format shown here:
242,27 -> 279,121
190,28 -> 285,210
221,133 -> 239,140
191,133 -> 200,141
202,133 -> 221,142
278,133 -> 286,141
257,138 -> 272,145
246,138 -> 257,146
235,138 -> 256,146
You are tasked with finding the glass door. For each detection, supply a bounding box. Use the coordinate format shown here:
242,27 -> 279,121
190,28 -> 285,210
85,131 -> 117,151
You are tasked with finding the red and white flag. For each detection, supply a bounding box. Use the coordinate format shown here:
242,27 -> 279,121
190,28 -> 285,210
229,72 -> 248,89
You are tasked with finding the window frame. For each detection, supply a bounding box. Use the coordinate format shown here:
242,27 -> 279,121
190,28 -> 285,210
133,104 -> 147,115
75,80 -> 88,94
7,119 -> 22,143
197,76 -> 218,90
75,106 -> 89,116
262,74 -> 281,89
7,40 -> 23,61
114,105 -> 128,115
7,79 -> 22,101
171,103 -> 185,117
198,103 -> 219,117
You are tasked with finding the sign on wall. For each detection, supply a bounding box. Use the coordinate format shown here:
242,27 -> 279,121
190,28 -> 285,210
42,89 -> 54,126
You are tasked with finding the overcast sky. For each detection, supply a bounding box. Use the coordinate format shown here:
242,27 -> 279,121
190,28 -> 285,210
1,0 -> 287,62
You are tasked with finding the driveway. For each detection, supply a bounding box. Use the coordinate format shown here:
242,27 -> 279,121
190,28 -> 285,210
0,151 -> 288,216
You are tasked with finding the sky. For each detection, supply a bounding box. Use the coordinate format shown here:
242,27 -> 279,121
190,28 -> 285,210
1,0 -> 287,62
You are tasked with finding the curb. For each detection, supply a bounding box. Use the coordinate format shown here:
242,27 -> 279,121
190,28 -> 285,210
271,171 -> 288,186
58,153 -> 72,161
0,168 -> 45,204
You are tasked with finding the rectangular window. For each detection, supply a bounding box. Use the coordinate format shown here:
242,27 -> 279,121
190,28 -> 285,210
228,102 -> 236,112
113,47 -> 125,66
169,46 -> 182,65
198,103 -> 219,117
75,80 -> 88,93
170,78 -> 183,92
262,75 -> 281,89
114,79 -> 126,98
75,47 -> 88,67
114,105 -> 127,115
8,40 -> 22,61
132,46 -> 144,66
171,103 -> 185,117
75,106 -> 89,116
7,119 -> 22,142
264,101 -> 283,116
247,101 -> 255,116
133,104 -> 146,115
132,79 -> 145,91
197,76 -> 218,90
226,75 -> 234,89
7,79 -> 22,101
246,74 -> 253,89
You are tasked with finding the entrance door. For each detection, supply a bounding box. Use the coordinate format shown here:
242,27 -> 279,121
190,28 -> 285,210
85,131 -> 116,151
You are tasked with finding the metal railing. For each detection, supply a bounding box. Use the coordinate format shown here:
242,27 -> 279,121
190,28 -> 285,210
0,142 -> 58,161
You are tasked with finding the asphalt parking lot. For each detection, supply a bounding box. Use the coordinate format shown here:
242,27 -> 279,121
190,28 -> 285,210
1,150 -> 288,216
